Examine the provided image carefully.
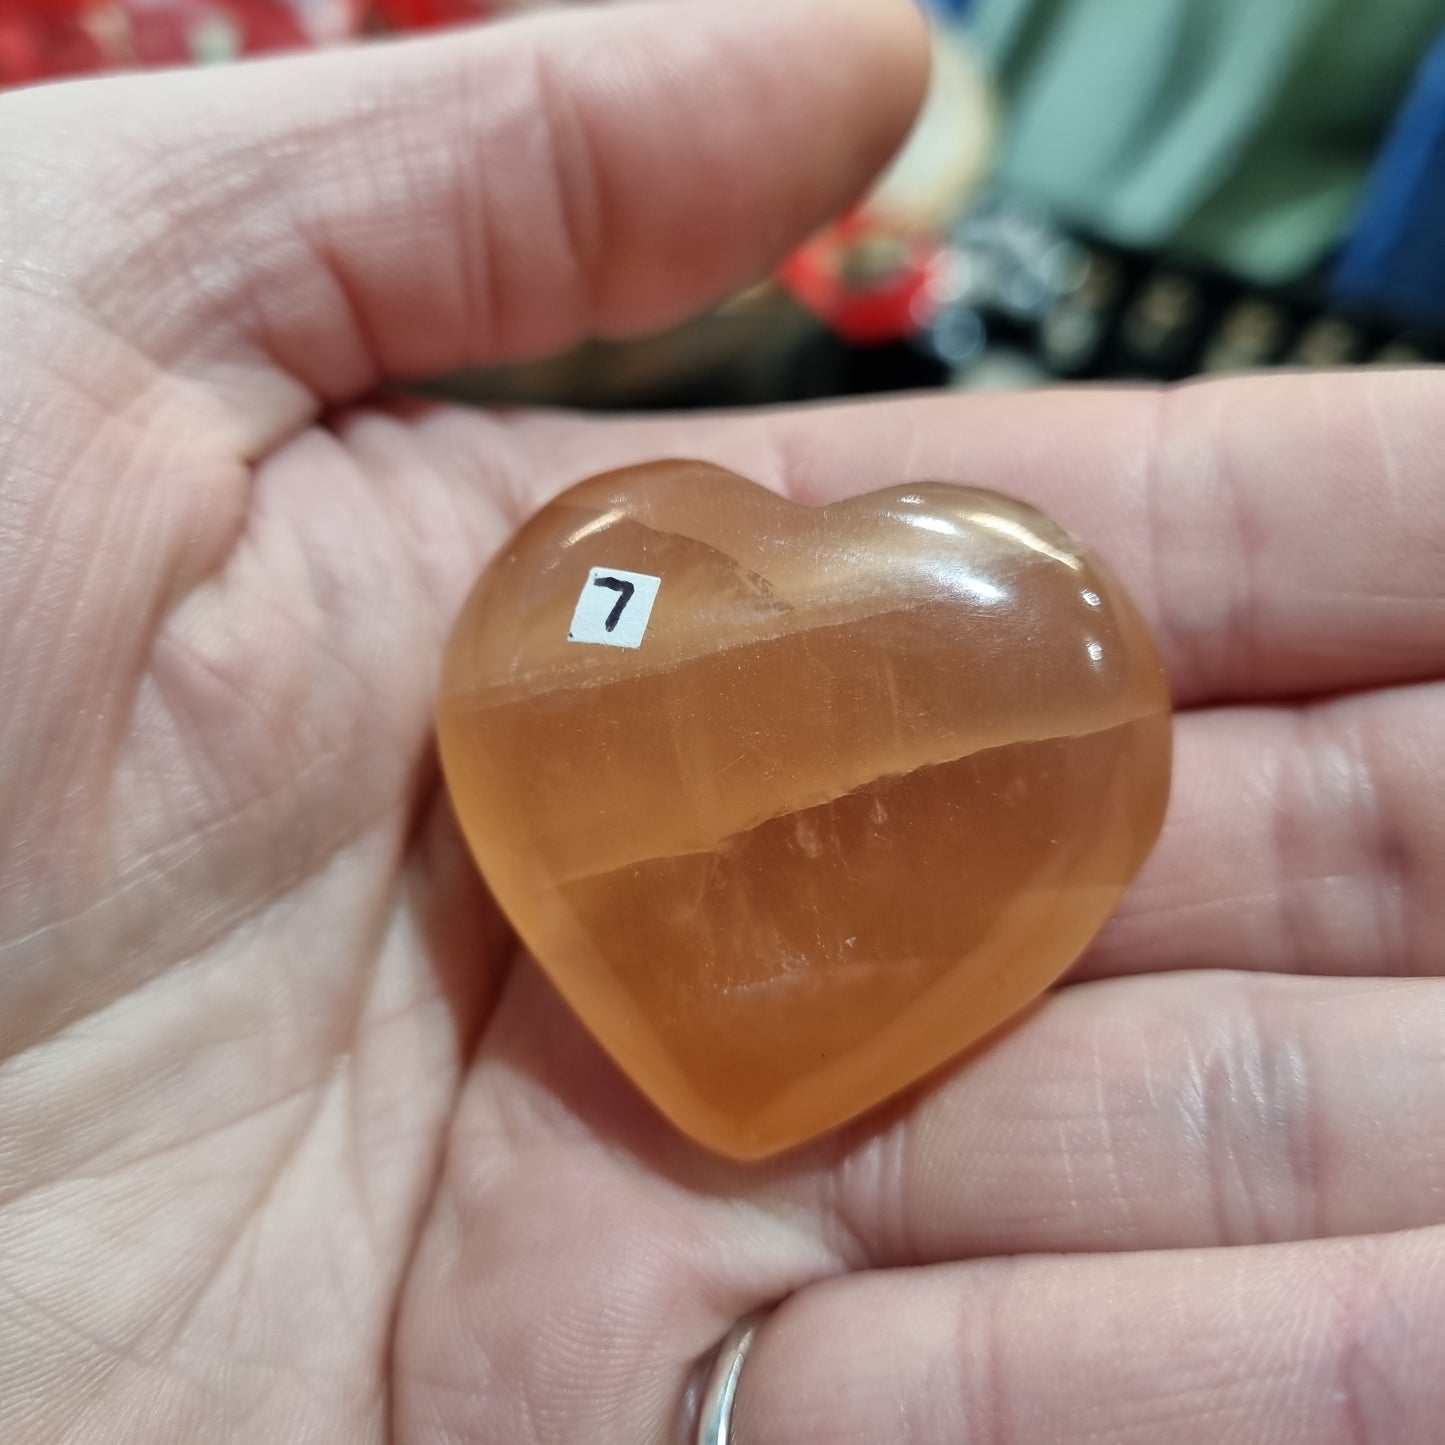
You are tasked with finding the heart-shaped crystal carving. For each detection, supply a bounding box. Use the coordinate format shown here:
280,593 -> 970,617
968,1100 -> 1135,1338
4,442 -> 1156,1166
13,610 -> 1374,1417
438,462 -> 1171,1159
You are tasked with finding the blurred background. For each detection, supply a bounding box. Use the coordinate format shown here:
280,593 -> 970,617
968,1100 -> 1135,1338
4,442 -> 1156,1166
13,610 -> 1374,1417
7,0 -> 1445,405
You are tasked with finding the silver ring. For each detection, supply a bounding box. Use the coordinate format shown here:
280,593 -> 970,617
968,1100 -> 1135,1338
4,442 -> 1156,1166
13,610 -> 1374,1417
695,1310 -> 768,1445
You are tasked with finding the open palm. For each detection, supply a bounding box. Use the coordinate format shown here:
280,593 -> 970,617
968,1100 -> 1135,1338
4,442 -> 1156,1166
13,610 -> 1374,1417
2,4 -> 1442,1442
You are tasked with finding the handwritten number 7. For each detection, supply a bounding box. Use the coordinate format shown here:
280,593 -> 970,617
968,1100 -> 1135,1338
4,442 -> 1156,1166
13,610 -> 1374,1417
594,575 -> 636,632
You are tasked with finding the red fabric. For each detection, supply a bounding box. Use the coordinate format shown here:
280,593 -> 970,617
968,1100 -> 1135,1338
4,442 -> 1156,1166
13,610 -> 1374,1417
0,0 -> 507,87
128,0 -> 309,65
6,0 -> 92,16
0,4 -> 107,85
0,0 -> 310,84
370,0 -> 489,29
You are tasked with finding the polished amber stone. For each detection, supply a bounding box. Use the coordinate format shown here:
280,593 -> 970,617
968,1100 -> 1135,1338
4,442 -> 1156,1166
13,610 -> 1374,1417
438,462 -> 1171,1159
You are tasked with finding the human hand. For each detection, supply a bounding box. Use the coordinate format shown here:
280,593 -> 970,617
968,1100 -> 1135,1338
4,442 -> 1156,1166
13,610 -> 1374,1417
1,2 -> 1442,1442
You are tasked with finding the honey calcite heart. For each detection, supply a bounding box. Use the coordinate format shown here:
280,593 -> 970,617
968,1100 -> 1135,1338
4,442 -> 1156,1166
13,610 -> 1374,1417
438,461 -> 1171,1160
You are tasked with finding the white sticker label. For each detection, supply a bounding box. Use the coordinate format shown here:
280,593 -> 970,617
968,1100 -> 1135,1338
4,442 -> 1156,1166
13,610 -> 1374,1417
567,567 -> 662,649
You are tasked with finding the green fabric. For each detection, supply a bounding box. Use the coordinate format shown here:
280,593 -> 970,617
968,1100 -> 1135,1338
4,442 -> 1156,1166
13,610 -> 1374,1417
973,0 -> 1445,282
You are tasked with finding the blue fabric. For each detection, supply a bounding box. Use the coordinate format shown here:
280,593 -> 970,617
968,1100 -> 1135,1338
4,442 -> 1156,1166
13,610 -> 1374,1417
1335,29 -> 1445,329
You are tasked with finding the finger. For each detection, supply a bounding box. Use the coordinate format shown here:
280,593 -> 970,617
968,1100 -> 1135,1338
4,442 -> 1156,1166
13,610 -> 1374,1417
395,957 -> 1445,1443
443,958 -> 1445,1263
5,0 -> 928,454
798,971 -> 1445,1266
0,0 -> 924,827
1088,683 -> 1445,981
731,1227 -> 1445,1445
481,368 -> 1445,704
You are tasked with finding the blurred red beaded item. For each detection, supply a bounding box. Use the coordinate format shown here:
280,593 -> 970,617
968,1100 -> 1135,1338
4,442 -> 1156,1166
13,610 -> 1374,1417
780,29 -> 994,346
781,211 -> 956,347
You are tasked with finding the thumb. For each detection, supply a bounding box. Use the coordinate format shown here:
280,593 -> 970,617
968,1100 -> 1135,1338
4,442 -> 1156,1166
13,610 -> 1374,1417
7,0 -> 929,452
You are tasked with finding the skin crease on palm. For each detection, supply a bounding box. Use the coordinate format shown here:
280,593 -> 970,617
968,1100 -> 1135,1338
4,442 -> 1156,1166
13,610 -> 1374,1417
1,1 -> 1444,1442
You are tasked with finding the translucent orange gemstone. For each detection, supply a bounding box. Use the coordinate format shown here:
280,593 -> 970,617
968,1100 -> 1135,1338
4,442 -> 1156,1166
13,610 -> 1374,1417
438,462 -> 1171,1159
